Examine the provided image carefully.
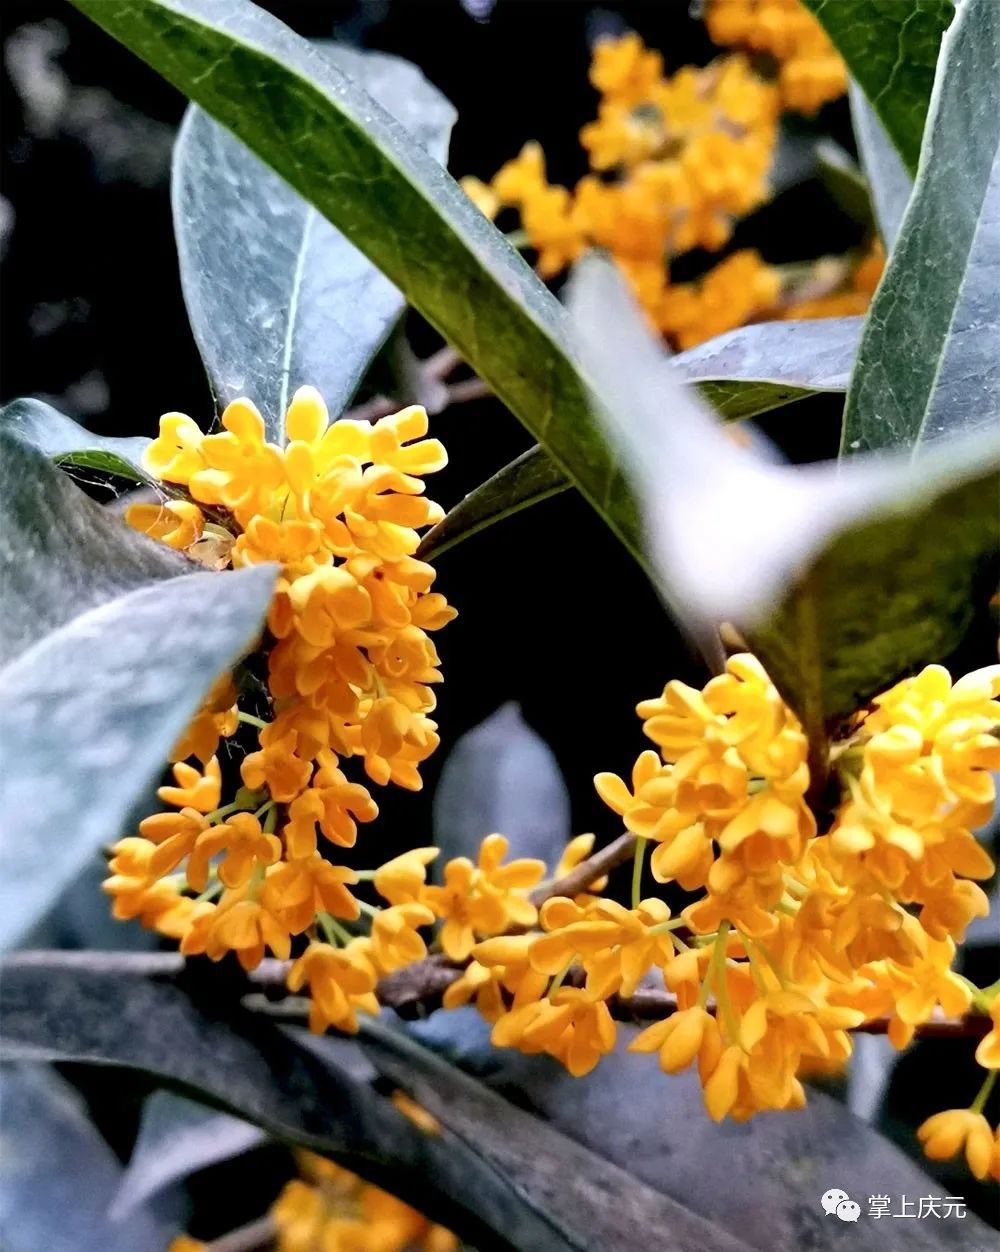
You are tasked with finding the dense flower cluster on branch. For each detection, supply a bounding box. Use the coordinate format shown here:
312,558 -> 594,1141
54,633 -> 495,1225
110,425 -> 1000,1188
108,394 -> 997,1182
107,387 -> 458,992
461,3 -> 882,348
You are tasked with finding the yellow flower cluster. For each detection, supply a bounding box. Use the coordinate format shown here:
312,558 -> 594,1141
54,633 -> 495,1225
427,657 -> 999,1178
106,387 -> 456,996
705,0 -> 848,114
170,1151 -> 457,1252
462,10 -> 872,349
271,1154 -> 457,1252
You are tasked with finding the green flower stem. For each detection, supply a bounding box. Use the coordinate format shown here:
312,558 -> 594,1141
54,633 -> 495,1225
971,1069 -> 997,1115
698,920 -> 730,1009
203,800 -> 244,824
237,711 -> 269,731
355,898 -> 380,919
547,953 -> 578,998
194,880 -> 224,904
631,837 -> 647,910
318,912 -> 353,946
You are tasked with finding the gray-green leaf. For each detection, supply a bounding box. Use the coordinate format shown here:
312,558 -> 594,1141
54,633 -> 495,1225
0,436 -> 276,949
421,318 -> 863,561
569,257 -> 1000,735
173,45 -> 455,435
801,0 -> 953,176
841,0 -> 1000,456
0,1064 -> 181,1252
848,82 -> 912,250
111,1091 -> 265,1218
0,955 -> 752,1252
1,396 -> 150,483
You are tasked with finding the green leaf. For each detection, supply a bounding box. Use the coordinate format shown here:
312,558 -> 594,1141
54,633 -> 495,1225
815,140 -> 874,228
173,45 -> 455,434
801,0 -> 953,176
67,0 -> 645,563
419,445 -> 569,561
421,318 -> 863,561
0,1064 -> 182,1252
0,955 -> 753,1252
432,703 -> 570,866
569,257 -> 1000,734
1,396 -> 151,482
848,82 -> 912,250
0,435 -> 276,949
841,0 -> 1000,456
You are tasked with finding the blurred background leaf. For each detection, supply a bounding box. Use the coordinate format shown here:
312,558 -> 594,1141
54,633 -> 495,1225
422,317 -> 863,561
110,1091 -> 266,1219
0,1064 -> 183,1252
432,702 -> 570,867
568,258 -> 1000,733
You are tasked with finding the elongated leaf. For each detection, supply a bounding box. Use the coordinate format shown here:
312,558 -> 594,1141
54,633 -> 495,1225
0,1065 -> 181,1252
111,1091 -> 265,1218
408,1018 -> 994,1252
419,446 -> 569,561
1,397 -> 151,482
842,0 -> 1000,456
68,0 -> 645,562
0,437 -> 277,947
801,0 -> 953,176
848,82 -> 912,251
0,434 -> 185,668
676,317 -> 862,419
358,1020 -> 752,1252
432,703 -> 570,866
0,564 -> 275,950
173,46 -> 455,432
0,956 -> 751,1252
815,141 -> 873,228
569,258 -> 1000,734
422,318 -> 863,560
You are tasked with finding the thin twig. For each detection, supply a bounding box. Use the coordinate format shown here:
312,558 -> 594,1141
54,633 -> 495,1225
340,344 -> 489,424
444,377 -> 491,405
423,345 -> 462,381
3,949 -> 989,1039
529,832 -> 637,906
206,1215 -> 276,1252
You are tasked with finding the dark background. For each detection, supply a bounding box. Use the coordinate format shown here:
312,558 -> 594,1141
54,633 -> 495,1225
4,2 -> 995,1237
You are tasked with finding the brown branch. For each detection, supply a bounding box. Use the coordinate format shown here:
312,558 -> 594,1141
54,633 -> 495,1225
3,950 -> 990,1040
529,832 -> 637,906
340,345 -> 490,424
